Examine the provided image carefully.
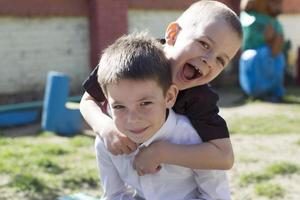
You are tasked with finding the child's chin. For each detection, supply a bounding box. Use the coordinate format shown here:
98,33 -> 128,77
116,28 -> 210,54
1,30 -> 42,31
130,136 -> 145,144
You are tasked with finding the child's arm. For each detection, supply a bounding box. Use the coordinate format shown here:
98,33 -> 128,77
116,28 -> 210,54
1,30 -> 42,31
133,86 -> 233,174
133,138 -> 233,175
80,92 -> 137,155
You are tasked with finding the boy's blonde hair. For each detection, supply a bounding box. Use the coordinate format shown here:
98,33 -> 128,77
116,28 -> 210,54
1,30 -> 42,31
177,0 -> 243,39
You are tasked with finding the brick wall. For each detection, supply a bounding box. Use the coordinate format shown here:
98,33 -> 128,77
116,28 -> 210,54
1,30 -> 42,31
88,0 -> 128,69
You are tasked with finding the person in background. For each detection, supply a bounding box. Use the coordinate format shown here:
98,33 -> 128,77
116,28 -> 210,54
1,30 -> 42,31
239,0 -> 288,102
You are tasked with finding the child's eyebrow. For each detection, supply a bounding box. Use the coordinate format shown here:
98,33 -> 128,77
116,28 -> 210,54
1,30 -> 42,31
138,96 -> 155,102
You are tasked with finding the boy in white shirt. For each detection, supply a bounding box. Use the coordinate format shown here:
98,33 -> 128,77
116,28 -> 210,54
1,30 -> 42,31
81,0 -> 242,175
95,32 -> 230,200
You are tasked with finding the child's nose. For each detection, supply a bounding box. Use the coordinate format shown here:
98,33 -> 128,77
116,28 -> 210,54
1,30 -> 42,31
201,52 -> 214,69
126,110 -> 140,123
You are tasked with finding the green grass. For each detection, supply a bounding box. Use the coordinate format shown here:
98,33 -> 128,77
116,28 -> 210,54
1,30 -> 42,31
0,133 -> 98,199
10,174 -> 48,192
228,114 -> 300,135
62,169 -> 99,189
255,183 -> 285,198
225,86 -> 300,135
266,162 -> 299,175
239,172 -> 272,186
1,87 -> 299,199
37,157 -> 65,174
239,162 -> 299,187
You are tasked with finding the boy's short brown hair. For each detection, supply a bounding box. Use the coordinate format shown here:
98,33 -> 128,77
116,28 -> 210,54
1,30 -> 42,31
177,0 -> 243,39
97,32 -> 172,95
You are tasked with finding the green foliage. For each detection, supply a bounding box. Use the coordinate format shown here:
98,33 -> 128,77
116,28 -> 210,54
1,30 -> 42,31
63,170 -> 99,189
0,134 -> 98,199
239,162 -> 299,187
266,162 -> 299,176
255,183 -> 285,198
37,158 -> 65,174
0,138 -> 11,145
32,144 -> 71,155
10,174 -> 47,192
239,172 -> 272,186
69,136 -> 94,147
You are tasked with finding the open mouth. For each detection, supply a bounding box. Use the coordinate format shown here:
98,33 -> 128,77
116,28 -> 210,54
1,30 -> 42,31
182,63 -> 203,80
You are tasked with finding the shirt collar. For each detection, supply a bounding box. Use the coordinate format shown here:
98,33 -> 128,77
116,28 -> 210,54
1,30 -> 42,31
140,109 -> 177,148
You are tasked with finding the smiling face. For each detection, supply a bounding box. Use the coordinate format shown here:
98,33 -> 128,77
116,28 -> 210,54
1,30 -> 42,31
164,18 -> 241,90
106,79 -> 178,144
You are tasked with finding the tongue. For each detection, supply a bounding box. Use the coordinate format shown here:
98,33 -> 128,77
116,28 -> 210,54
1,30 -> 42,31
183,63 -> 196,80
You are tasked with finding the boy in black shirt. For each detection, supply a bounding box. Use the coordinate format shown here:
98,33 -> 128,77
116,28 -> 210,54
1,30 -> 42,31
80,0 -> 242,175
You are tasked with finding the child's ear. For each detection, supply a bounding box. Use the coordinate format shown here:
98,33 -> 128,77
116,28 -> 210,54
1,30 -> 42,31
165,22 -> 181,46
165,84 -> 179,108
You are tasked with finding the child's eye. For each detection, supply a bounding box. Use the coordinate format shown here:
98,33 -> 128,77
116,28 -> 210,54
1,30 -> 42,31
140,101 -> 152,106
112,105 -> 125,110
198,40 -> 209,49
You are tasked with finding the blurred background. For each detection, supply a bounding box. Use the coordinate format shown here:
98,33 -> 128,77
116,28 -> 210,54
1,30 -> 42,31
0,1 -> 300,200
0,0 -> 299,105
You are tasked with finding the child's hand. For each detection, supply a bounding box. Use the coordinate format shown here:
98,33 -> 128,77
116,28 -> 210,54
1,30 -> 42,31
101,123 -> 138,155
133,141 -> 165,176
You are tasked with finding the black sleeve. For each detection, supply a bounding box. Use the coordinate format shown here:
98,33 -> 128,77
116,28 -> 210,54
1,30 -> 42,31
178,85 -> 229,142
82,66 -> 106,102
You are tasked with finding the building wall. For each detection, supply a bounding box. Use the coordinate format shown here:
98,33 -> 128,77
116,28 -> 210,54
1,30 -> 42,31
1,0 -> 299,100
128,10 -> 182,38
279,14 -> 300,75
0,17 -> 90,96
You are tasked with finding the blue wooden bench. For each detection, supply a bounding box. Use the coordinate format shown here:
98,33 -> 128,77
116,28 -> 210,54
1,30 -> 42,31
0,101 -> 42,127
41,71 -> 83,136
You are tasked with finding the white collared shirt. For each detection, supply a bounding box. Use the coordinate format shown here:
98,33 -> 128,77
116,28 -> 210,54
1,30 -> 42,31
95,109 -> 231,200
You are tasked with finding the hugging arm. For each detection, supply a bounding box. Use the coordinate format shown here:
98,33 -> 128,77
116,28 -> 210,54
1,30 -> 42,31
80,65 -> 137,155
134,138 -> 233,175
133,87 -> 234,174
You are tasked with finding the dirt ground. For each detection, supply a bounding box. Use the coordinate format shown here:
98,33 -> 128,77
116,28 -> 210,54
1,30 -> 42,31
217,88 -> 300,200
229,134 -> 300,200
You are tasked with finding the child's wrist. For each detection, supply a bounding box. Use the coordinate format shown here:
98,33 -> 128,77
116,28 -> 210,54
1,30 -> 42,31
152,141 -> 172,164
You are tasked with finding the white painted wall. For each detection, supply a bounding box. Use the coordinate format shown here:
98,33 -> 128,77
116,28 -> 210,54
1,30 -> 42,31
279,14 -> 300,74
0,17 -> 90,95
1,11 -> 299,97
128,10 -> 182,38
